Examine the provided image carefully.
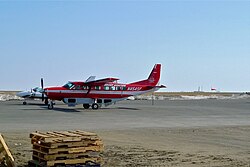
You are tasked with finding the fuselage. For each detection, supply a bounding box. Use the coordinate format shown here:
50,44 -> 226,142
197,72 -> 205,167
45,82 -> 159,101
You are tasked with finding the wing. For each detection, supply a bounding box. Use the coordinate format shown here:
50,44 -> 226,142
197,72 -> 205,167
84,77 -> 119,86
85,76 -> 96,82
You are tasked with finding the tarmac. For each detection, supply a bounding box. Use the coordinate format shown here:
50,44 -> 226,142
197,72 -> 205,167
0,98 -> 250,132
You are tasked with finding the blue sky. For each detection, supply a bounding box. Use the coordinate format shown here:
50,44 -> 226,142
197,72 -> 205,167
0,1 -> 249,92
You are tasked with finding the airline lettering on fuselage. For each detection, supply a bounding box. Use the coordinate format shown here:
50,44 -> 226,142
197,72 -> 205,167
127,87 -> 142,91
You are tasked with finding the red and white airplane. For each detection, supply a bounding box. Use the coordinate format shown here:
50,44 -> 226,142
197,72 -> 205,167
41,64 -> 166,109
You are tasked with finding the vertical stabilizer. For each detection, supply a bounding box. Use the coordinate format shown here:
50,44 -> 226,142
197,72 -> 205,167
147,64 -> 161,86
130,64 -> 161,86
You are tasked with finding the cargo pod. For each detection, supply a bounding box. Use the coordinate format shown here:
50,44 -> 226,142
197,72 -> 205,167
104,99 -> 112,106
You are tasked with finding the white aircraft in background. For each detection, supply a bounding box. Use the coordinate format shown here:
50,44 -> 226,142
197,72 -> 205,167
16,77 -> 96,105
16,87 -> 48,105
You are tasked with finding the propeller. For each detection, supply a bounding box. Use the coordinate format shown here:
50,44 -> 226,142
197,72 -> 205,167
41,78 -> 45,101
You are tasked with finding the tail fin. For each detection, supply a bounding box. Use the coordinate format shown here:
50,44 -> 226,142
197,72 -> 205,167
130,64 -> 161,86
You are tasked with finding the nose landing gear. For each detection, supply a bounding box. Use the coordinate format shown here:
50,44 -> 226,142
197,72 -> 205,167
48,100 -> 54,109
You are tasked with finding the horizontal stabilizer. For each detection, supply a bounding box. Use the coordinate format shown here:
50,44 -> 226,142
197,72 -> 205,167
146,85 -> 166,89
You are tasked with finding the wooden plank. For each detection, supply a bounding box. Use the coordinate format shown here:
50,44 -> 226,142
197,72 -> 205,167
0,134 -> 16,167
33,150 -> 100,161
71,130 -> 100,140
45,157 -> 101,167
32,155 -> 101,165
73,130 -> 97,136
69,146 -> 103,154
46,132 -> 65,137
32,136 -> 82,143
31,130 -> 101,143
30,132 -> 50,138
32,140 -> 103,149
33,145 -> 103,154
53,131 -> 82,137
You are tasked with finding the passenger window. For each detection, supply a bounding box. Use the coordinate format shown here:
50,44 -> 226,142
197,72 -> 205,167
83,86 -> 89,90
122,86 -> 126,91
95,86 -> 101,90
111,86 -> 116,91
104,86 -> 110,91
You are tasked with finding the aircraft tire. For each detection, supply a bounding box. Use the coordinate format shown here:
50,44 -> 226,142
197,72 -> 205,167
23,101 -> 27,105
92,103 -> 99,110
83,104 -> 90,109
48,104 -> 54,110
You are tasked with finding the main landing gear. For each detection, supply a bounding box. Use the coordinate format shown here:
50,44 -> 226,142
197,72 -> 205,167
83,103 -> 99,110
83,104 -> 90,109
92,103 -> 99,110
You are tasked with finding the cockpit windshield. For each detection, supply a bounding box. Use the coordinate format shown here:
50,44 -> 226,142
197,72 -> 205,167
63,82 -> 75,89
32,87 -> 43,92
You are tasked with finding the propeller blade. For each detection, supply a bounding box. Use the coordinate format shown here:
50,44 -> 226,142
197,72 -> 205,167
41,78 -> 44,101
41,78 -> 44,89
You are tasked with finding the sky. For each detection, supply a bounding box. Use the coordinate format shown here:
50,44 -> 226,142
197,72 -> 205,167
0,1 -> 250,92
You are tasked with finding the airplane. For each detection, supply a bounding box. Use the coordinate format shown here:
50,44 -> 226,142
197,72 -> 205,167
16,87 -> 48,105
40,64 -> 166,110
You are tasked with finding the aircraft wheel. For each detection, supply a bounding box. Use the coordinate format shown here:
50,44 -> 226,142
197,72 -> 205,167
23,101 -> 27,105
83,104 -> 90,109
48,102 -> 54,110
92,103 -> 99,110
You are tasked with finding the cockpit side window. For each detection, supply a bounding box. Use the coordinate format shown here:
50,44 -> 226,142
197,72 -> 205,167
32,87 -> 38,92
74,85 -> 81,90
63,82 -> 75,89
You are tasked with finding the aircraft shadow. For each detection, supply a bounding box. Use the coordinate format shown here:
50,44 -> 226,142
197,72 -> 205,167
21,108 -> 47,111
42,107 -> 80,113
10,103 -> 46,107
100,107 -> 140,111
24,103 -> 46,106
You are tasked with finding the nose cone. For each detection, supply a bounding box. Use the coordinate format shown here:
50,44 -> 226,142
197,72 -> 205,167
44,87 -> 65,100
16,91 -> 31,98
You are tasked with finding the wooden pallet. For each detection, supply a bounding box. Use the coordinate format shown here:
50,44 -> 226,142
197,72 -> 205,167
0,134 -> 16,167
30,130 -> 103,167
